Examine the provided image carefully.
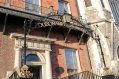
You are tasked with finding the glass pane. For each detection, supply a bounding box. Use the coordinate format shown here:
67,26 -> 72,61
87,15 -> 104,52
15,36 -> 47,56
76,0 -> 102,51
65,49 -> 78,73
26,0 -> 33,4
26,54 -> 40,61
25,0 -> 39,4
34,0 -> 39,5
64,3 -> 68,12
58,1 -> 65,14
25,0 -> 41,13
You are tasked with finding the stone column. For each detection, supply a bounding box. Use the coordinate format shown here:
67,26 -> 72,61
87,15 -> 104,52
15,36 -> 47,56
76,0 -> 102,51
14,48 -> 21,69
45,50 -> 52,79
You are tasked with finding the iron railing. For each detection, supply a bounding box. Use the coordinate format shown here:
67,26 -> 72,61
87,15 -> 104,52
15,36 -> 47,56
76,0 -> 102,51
0,0 -> 59,17
0,0 -> 91,33
4,67 -> 20,79
61,71 -> 119,79
61,71 -> 102,79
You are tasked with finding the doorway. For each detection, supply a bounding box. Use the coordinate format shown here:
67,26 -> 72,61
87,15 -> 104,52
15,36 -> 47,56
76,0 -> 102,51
28,66 -> 42,79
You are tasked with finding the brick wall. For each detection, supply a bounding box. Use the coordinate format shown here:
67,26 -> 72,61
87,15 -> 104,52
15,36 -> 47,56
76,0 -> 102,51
0,0 -> 5,4
42,0 -> 58,11
0,32 -> 15,78
50,32 -> 91,78
0,0 -> 80,17
68,0 -> 80,17
42,0 -> 79,17
10,0 -> 25,9
0,23 -> 91,79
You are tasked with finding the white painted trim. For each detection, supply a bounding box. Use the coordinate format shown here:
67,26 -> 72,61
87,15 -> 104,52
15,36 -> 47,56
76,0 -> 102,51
64,49 -> 82,73
77,0 -> 86,18
67,3 -> 71,14
25,51 -> 46,63
26,50 -> 48,79
76,50 -> 82,72
10,33 -> 56,42
45,50 -> 52,79
14,48 -> 21,68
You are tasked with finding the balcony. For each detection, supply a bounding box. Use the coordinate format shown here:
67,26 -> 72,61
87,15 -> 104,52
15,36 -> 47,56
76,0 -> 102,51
0,0 -> 92,35
0,0 -> 60,21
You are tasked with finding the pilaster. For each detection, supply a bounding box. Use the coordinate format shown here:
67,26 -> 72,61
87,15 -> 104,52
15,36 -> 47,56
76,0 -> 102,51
45,50 -> 52,79
14,48 -> 21,69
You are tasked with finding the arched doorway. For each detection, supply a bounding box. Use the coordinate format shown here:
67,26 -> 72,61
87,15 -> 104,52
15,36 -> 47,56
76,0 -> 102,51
26,53 -> 43,79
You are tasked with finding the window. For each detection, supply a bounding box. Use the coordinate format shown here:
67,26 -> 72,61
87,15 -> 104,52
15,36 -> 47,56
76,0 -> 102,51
117,46 -> 119,58
25,0 -> 41,13
26,54 -> 40,62
65,49 -> 78,73
58,1 -> 69,14
84,0 -> 92,7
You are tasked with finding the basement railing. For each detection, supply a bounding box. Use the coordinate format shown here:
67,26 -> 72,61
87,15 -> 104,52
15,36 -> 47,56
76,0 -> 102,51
4,66 -> 33,79
60,71 -> 119,79
4,67 -> 20,79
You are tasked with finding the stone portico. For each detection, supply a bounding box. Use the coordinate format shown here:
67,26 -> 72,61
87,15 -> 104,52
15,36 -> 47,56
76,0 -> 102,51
10,33 -> 56,79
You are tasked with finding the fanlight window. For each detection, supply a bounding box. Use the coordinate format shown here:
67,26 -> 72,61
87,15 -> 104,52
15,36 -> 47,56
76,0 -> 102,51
26,54 -> 40,62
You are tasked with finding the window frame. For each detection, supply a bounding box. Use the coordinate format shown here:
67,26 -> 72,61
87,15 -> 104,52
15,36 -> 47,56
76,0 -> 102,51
26,54 -> 40,62
25,0 -> 41,13
58,0 -> 71,15
65,49 -> 79,74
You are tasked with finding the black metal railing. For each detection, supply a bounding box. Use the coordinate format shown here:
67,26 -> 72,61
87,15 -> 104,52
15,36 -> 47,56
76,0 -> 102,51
0,0 -> 59,17
61,71 -> 119,79
0,0 -> 92,34
5,67 -> 20,79
61,71 -> 102,79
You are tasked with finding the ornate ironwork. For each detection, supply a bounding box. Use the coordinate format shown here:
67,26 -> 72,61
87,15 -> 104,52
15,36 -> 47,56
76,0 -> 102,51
60,71 -> 119,79
0,0 -> 92,35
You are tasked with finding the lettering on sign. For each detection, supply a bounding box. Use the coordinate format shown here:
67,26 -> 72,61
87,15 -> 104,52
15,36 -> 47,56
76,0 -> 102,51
36,21 -> 66,28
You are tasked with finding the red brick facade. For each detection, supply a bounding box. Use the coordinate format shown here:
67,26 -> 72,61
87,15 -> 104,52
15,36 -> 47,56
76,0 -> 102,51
0,0 -> 5,4
0,25 -> 91,79
0,32 -> 15,78
0,0 -> 79,17
0,0 -> 91,79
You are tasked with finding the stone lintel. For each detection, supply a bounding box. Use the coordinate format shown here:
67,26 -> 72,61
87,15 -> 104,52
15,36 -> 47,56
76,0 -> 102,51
10,33 -> 56,42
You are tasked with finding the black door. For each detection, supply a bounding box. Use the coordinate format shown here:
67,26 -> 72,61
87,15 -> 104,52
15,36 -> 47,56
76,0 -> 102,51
28,66 -> 42,79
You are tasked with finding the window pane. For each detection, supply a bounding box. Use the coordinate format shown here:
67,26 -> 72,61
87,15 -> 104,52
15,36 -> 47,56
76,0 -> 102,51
65,49 -> 78,73
25,0 -> 39,4
26,0 -> 33,4
25,0 -> 40,13
26,54 -> 40,61
58,1 -> 68,14
58,1 -> 65,14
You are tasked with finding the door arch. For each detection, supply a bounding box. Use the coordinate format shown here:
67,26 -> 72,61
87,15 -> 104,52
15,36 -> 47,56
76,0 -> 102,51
26,51 -> 45,79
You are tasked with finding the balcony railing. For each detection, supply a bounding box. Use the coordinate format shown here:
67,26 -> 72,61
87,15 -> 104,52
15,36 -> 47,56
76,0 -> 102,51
0,0 -> 59,18
0,0 -> 92,35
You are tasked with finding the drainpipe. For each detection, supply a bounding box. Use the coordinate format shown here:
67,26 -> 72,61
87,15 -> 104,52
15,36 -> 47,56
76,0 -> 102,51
97,35 -> 107,68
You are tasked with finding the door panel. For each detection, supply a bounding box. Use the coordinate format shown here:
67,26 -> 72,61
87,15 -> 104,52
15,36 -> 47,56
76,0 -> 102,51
28,66 -> 42,79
